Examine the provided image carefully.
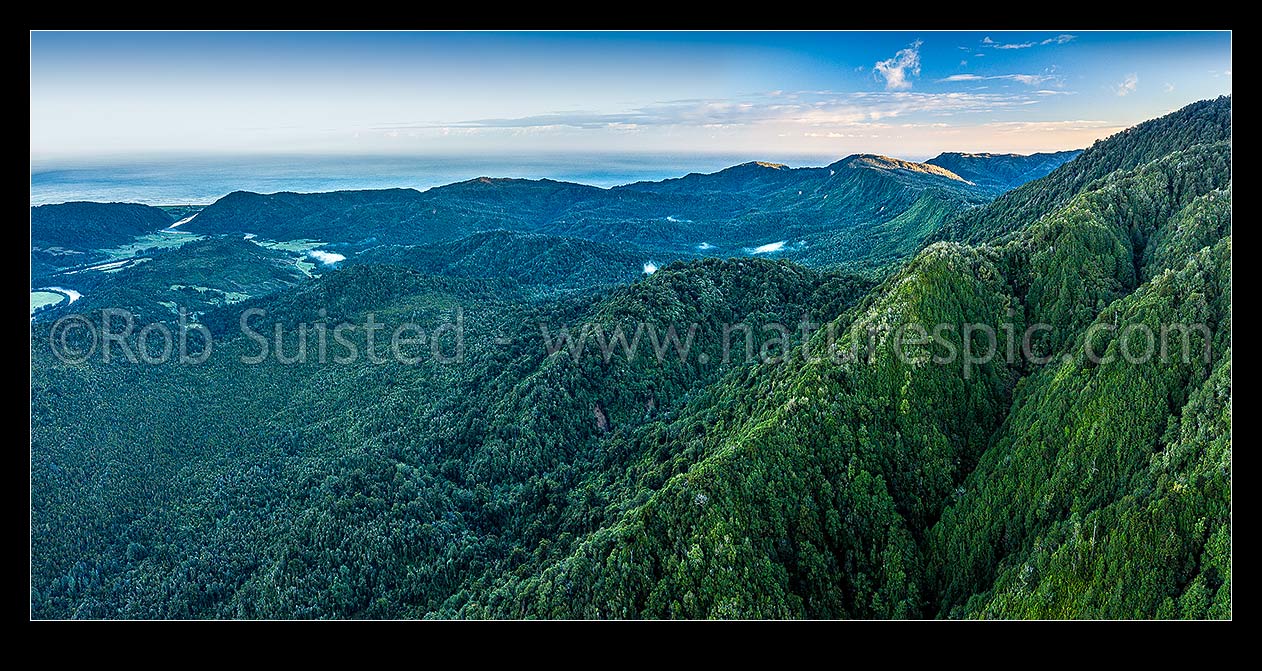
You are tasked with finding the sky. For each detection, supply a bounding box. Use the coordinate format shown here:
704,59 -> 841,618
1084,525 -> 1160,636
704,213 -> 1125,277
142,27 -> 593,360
30,31 -> 1232,162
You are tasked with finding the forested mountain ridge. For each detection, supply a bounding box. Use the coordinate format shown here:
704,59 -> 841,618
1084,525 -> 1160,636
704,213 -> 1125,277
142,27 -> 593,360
32,201 -> 174,249
617,154 -> 973,196
467,98 -> 1231,619
931,239 -> 1230,618
30,98 -> 1230,619
177,153 -> 997,272
31,202 -> 178,280
31,258 -> 875,618
935,96 -> 1231,244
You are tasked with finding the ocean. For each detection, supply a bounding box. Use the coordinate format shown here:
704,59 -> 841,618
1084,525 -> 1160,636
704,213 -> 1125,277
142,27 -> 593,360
30,153 -> 836,206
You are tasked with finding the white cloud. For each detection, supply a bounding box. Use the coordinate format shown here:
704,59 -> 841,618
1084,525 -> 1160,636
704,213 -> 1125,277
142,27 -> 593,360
873,40 -> 922,91
984,119 -> 1121,134
360,88 -> 1106,158
1115,73 -> 1139,96
748,241 -> 787,254
1163,82 -> 1176,93
939,73 -> 1056,86
401,89 -> 1032,134
1010,74 -> 1051,85
977,34 -> 1075,50
309,250 -> 346,265
643,261 -> 658,274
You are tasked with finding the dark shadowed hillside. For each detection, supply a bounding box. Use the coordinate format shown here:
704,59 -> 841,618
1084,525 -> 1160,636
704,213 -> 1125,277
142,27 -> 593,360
350,230 -> 666,290
32,202 -> 174,250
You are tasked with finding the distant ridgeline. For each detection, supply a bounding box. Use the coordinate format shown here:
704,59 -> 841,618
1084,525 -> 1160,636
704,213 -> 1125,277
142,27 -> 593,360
924,150 -> 1082,193
30,147 -> 1075,286
29,142 -> 1081,316
176,150 -> 1078,271
30,97 -> 1230,619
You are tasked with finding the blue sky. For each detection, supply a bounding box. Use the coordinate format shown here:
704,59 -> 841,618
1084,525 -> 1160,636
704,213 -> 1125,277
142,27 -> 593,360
30,31 -> 1231,161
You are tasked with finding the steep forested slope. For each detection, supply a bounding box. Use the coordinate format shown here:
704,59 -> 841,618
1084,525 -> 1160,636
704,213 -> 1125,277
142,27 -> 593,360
30,259 -> 874,618
468,98 -> 1232,619
932,240 -> 1230,618
471,241 -> 1023,618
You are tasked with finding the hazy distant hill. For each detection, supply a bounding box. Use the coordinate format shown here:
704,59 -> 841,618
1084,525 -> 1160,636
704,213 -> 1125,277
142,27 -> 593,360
178,153 -> 994,273
31,148 -> 1077,295
925,150 -> 1081,193
31,202 -> 179,281
32,202 -> 174,250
